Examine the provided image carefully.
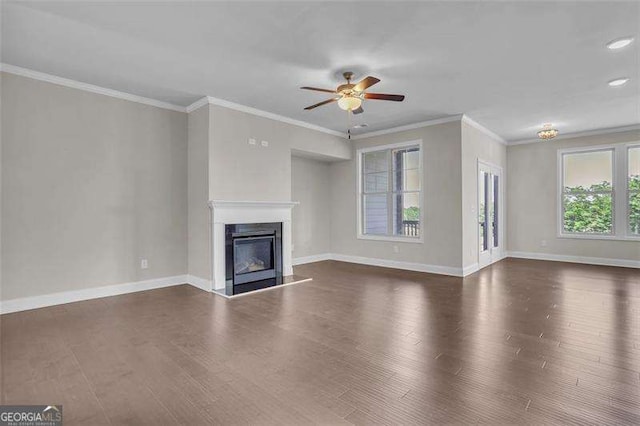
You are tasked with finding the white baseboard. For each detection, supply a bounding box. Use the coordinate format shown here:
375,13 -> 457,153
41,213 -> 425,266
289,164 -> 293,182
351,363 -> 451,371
294,252 -> 475,277
292,253 -> 333,265
462,263 -> 480,276
293,250 -> 639,278
185,274 -> 212,292
6,251 -> 632,314
506,251 -> 640,269
0,275 -> 191,315
327,253 -> 465,277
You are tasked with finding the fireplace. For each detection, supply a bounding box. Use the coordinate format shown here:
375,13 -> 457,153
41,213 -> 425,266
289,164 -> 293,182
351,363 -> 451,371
225,222 -> 282,295
210,200 -> 297,294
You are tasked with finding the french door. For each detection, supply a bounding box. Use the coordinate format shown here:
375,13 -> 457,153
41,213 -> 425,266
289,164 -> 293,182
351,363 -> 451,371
478,162 -> 503,268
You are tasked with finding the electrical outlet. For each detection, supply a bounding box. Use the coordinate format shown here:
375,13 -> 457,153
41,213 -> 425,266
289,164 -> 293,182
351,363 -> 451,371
541,240 -> 547,247
393,245 -> 399,253
261,140 -> 269,147
248,138 -> 256,145
141,258 -> 148,269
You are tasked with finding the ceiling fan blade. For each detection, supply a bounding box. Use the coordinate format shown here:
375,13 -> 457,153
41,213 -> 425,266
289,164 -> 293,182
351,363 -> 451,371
353,76 -> 380,92
304,97 -> 338,110
300,86 -> 336,94
352,106 -> 364,114
364,93 -> 405,102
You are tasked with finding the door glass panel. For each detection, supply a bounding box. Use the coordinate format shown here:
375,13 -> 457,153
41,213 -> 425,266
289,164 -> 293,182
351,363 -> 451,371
479,171 -> 488,252
493,174 -> 499,248
629,147 -> 640,235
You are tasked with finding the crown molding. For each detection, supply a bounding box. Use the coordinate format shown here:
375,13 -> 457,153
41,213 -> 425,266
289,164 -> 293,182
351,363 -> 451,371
1,63 -> 187,113
350,114 -> 464,140
185,96 -> 210,113
461,114 -> 507,145
187,96 -> 348,138
508,124 -> 640,146
6,63 -> 636,145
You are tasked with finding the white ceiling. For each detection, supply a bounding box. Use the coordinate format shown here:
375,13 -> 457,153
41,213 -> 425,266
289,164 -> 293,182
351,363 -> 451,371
2,1 -> 639,141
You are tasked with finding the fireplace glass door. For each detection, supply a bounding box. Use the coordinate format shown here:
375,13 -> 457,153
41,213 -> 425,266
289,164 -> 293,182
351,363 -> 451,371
233,235 -> 276,284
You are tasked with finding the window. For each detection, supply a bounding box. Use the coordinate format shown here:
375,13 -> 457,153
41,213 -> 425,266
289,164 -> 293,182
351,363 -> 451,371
561,149 -> 614,234
629,146 -> 640,235
558,143 -> 640,240
358,141 -> 422,241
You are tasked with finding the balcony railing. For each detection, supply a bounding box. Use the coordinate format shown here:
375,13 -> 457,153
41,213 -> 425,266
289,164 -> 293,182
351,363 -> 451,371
402,220 -> 420,237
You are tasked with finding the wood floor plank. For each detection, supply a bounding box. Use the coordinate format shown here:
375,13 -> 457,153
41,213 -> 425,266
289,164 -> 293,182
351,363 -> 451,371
1,258 -> 639,425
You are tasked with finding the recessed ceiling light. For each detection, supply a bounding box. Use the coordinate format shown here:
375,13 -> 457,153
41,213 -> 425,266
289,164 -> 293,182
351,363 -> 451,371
608,78 -> 630,87
606,37 -> 634,50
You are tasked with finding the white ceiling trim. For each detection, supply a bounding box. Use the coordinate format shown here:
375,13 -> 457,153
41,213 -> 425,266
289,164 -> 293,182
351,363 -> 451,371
349,114 -> 464,140
5,64 -> 636,146
185,96 -> 209,113
188,96 -> 348,138
508,124 -> 640,146
0,63 -> 186,113
462,115 -> 507,145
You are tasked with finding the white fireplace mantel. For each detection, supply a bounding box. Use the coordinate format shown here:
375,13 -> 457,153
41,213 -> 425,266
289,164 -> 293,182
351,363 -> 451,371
209,200 -> 299,290
209,200 -> 299,209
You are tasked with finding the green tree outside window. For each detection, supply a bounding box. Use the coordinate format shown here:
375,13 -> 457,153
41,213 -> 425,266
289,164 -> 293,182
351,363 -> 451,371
563,175 -> 640,234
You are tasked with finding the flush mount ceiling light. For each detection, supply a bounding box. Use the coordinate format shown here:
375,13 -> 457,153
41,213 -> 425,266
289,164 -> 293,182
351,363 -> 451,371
537,123 -> 559,140
606,37 -> 634,50
608,77 -> 630,87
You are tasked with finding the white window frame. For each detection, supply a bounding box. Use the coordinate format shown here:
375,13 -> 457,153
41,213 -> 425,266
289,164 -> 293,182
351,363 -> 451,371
357,140 -> 424,243
557,142 -> 640,241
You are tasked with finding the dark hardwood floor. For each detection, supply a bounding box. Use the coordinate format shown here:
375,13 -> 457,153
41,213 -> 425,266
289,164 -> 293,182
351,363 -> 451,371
1,259 -> 639,425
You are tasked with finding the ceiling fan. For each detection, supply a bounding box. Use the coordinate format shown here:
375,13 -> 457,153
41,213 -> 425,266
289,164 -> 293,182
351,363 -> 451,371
301,72 -> 405,115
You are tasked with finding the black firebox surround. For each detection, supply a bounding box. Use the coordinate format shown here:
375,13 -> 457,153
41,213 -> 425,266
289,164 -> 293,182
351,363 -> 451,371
225,222 -> 283,296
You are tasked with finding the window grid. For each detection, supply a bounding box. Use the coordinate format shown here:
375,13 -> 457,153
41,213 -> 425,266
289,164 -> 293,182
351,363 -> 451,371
558,143 -> 640,240
358,142 -> 422,241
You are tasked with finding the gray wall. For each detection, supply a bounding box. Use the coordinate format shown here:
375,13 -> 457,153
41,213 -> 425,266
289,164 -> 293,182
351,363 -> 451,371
507,129 -> 640,261
182,103 -> 350,283
461,121 -> 507,267
330,121 -> 463,269
187,105 -> 211,281
291,155 -> 331,259
1,73 -> 188,300
5,69 -> 635,305
208,104 -> 350,201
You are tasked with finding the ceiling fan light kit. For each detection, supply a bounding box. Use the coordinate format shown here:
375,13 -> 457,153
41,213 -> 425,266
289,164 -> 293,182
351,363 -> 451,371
337,95 -> 362,111
301,71 -> 405,117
